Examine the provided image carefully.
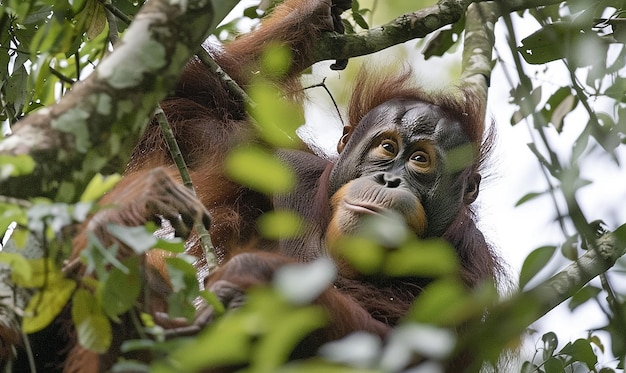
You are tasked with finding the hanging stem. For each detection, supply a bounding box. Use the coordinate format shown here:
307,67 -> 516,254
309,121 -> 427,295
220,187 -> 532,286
154,106 -> 218,270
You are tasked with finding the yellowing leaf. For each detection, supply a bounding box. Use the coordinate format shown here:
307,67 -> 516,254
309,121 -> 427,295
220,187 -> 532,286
23,277 -> 77,333
0,253 -> 32,286
76,0 -> 107,40
13,258 -> 62,288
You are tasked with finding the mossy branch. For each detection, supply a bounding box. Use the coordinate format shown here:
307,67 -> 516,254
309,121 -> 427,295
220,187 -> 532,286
462,231 -> 626,368
0,0 -> 239,201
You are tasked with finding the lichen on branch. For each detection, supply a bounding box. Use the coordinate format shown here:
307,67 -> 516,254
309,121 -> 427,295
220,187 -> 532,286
0,0 -> 239,201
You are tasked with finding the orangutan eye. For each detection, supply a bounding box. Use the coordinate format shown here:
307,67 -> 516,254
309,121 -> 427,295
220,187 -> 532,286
409,150 -> 432,171
411,151 -> 429,164
380,140 -> 397,155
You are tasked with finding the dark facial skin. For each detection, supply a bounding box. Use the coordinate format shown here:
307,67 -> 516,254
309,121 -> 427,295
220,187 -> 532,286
328,98 -> 476,239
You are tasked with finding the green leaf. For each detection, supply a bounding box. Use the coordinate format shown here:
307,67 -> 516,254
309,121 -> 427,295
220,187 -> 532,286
106,224 -> 158,254
544,357 -> 564,373
560,339 -> 597,369
342,18 -> 355,34
120,338 -> 156,354
100,256 -> 142,321
318,332 -> 381,369
278,361 -> 379,373
519,23 -> 571,64
156,314 -> 252,371
408,279 -> 473,325
80,173 -> 122,202
0,154 -> 36,177
422,18 -> 464,59
539,87 -> 577,132
76,0 -> 107,40
154,237 -> 186,254
225,146 -> 296,194
519,23 -> 606,67
560,234 -> 579,261
568,285 -> 601,311
167,290 -> 198,321
250,306 -> 326,371
199,290 -> 225,316
515,191 -> 544,207
3,65 -> 28,113
260,43 -> 292,77
384,239 -> 459,278
247,81 -> 304,148
72,288 -> 112,353
604,77 -> 626,101
273,258 -> 336,305
519,246 -> 556,289
520,361 -> 541,373
111,360 -> 150,373
542,332 -> 558,360
256,210 -> 304,240
243,6 -> 260,19
599,368 -> 616,373
511,86 -> 542,125
589,334 -> 605,354
31,16 -> 75,56
351,10 -> 369,30
83,233 -> 123,279
336,236 -> 386,275
165,256 -> 200,319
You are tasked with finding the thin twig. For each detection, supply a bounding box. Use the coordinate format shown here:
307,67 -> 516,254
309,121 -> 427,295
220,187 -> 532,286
49,66 -> 75,85
196,47 -> 254,107
154,107 -> 217,271
303,78 -> 344,126
105,5 -> 120,46
100,0 -> 133,25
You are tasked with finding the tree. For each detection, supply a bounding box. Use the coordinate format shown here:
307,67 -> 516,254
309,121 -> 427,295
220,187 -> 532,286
1,0 -> 625,371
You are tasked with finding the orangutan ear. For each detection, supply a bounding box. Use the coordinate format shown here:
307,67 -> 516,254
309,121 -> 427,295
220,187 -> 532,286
463,172 -> 481,204
337,125 -> 354,154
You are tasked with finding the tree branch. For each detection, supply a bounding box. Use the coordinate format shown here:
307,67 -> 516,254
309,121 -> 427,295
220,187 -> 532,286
313,0 -> 472,62
503,0 -> 565,11
0,0 -> 239,201
460,2 -> 499,103
462,231 -> 626,368
313,0 -> 565,63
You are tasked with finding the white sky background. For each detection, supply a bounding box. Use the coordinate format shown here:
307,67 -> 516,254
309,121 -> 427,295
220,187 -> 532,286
223,1 -> 626,366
